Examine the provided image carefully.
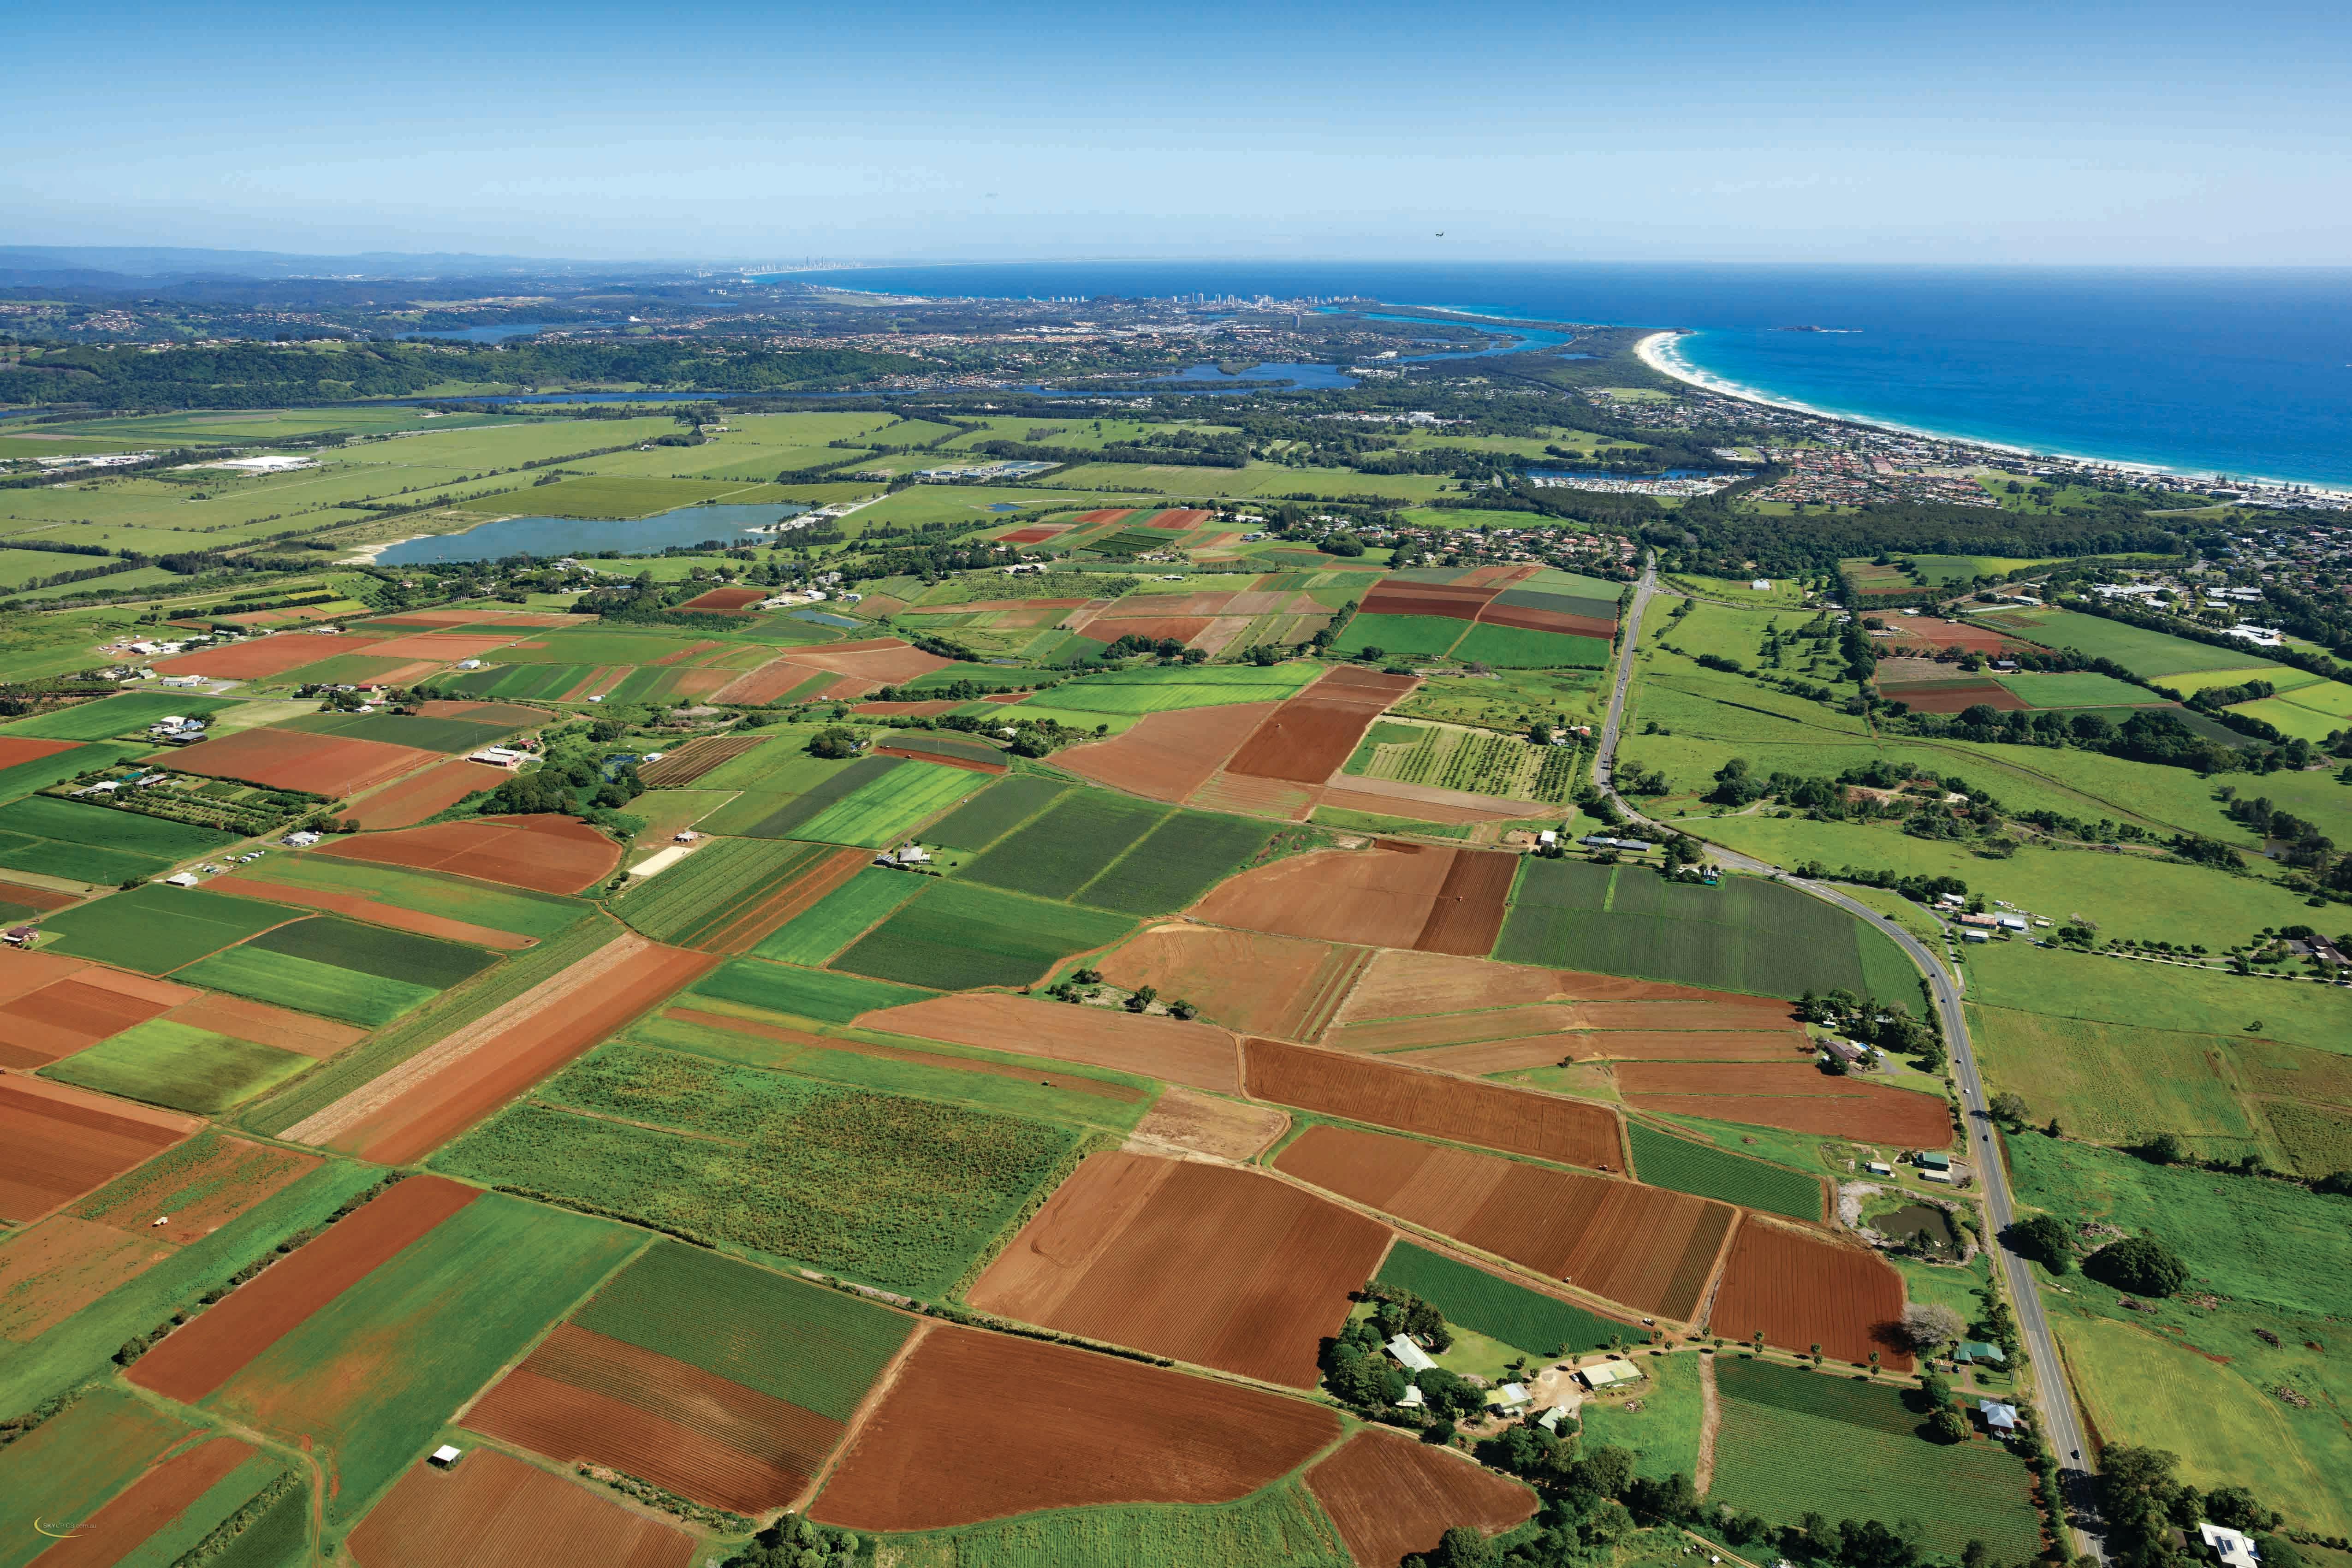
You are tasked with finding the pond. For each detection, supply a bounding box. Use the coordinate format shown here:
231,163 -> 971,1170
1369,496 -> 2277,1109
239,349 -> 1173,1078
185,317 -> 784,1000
374,501 -> 806,565
1875,1201 -> 1962,1258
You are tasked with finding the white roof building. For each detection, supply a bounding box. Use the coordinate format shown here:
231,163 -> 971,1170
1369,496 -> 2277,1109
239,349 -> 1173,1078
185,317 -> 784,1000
2200,1524 -> 2260,1568
1386,1334 -> 1437,1373
1396,1383 -> 1425,1408
1979,1400 -> 2020,1431
1579,1360 -> 1643,1390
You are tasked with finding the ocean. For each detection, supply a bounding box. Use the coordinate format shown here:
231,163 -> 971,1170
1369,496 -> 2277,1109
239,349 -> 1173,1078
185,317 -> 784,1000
771,262 -> 2352,490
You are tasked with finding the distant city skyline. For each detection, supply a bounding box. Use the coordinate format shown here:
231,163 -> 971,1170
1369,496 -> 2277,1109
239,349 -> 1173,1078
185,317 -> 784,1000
8,0 -> 2346,264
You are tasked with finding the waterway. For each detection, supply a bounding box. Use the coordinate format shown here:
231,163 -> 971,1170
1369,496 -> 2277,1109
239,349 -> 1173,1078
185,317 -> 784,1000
375,501 -> 805,565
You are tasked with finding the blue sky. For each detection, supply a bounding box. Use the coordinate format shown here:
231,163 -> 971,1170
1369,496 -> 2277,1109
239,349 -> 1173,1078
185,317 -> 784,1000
6,0 -> 2347,263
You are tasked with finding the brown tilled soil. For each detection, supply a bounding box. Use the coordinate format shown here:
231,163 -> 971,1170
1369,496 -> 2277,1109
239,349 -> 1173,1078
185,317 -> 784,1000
0,879 -> 78,914
1094,924 -> 1357,1039
1390,1038 -> 1582,1074
1615,1062 -> 1954,1146
32,1437 -> 261,1568
1415,849 -> 1518,954
0,1078 -> 194,1223
1193,840 -> 1504,951
1224,667 -> 1418,784
154,632 -> 386,679
324,813 -> 620,895
0,973 -> 194,1062
464,1324 -> 843,1514
1319,780 -> 1532,822
1274,1124 -> 1734,1322
808,1325 -> 1341,1530
1334,950 -> 1768,1023
1323,1004 -> 1586,1053
167,727 -> 441,797
772,640 -> 955,684
1877,681 -> 2030,713
968,1152 -> 1388,1387
1246,1038 -> 1624,1170
77,1133 -> 319,1243
635,735 -> 766,788
202,875 -> 532,950
347,1447 -> 696,1568
1361,582 -> 1499,619
128,1175 -> 479,1403
1127,1085 -> 1289,1159
1053,701 -> 1283,804
855,994 -> 1242,1094
0,1215 -> 163,1340
343,758 -> 511,830
162,994 -> 366,1057
1185,770 -> 1319,820
1707,1216 -> 1912,1369
1307,1429 -> 1537,1568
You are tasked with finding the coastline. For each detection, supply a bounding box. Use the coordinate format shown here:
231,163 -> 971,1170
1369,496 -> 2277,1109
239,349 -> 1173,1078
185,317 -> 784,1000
338,533 -> 434,565
1631,328 -> 2352,499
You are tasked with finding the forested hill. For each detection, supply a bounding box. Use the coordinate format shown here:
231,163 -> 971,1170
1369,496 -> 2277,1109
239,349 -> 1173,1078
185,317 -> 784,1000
0,339 -> 925,410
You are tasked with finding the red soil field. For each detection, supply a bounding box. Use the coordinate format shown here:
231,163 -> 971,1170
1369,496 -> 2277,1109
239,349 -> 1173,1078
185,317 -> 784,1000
324,813 -> 620,894
349,1447 -> 695,1568
1093,615 -> 1213,647
1054,700 -> 1283,804
1246,1038 -> 1625,1170
360,633 -> 524,661
155,633 -> 386,680
0,1216 -> 163,1340
1194,840 -> 1511,953
811,1324 -> 1341,1530
1334,950 -> 1775,1022
0,1077 -> 194,1223
1187,770 -> 1319,822
82,1133 -> 321,1244
680,587 -> 768,611
318,938 -> 714,1166
692,846 -> 868,956
1559,1029 -> 1811,1062
1417,847 -> 1518,954
1089,590 -> 1246,618
1391,1038 -> 1582,1074
1073,508 -> 1136,524
996,525 -> 1060,544
342,758 -> 510,829
1319,783 -> 1530,825
711,658 -> 818,705
1095,924 -> 1360,1039
1130,1086 -> 1290,1160
0,878 -> 77,914
1877,682 -> 2028,714
204,873 -> 532,950
1322,1004 -> 1583,1053
1224,667 -> 1418,784
1476,602 -> 1617,638
1709,1217 -> 1912,1369
1274,1125 -> 1731,1321
465,1323 -> 843,1514
0,947 -> 89,1004
0,969 -> 197,1062
872,742 -> 1006,775
856,993 -> 1242,1094
1146,508 -> 1215,529
1883,616 -> 2036,654
1361,581 -> 1499,620
669,1008 -> 1145,1102
130,1176 -> 478,1403
168,727 -> 439,797
968,1152 -> 1389,1386
647,640 -> 725,667
635,735 -> 765,787
773,638 -> 954,685
0,736 -> 77,770
414,700 -> 546,728
32,1436 -> 261,1568
1615,1063 -> 1953,1146
164,994 -> 365,1058
1307,1429 -> 1537,1568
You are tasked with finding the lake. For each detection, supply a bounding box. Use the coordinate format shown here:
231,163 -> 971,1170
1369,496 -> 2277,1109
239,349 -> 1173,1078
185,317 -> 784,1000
376,502 -> 806,565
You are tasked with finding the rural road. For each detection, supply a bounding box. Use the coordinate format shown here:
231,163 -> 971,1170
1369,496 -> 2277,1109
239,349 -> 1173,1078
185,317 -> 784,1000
1596,557 -> 2104,1558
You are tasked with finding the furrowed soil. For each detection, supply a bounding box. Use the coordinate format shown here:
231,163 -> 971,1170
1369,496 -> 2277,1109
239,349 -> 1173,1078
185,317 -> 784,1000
128,1174 -> 478,1403
696,846 -> 869,957
1307,1428 -> 1537,1568
290,934 -> 714,1164
463,1324 -> 844,1515
166,727 -> 440,797
1224,667 -> 1418,785
1332,949 -> 1774,1023
1,969 -> 194,1061
1274,1125 -> 1734,1322
1615,1063 -> 1952,1146
344,758 -> 510,829
1052,701 -> 1284,804
0,1077 -> 195,1222
163,994 -> 365,1057
347,1447 -> 695,1568
809,1324 -> 1340,1530
1707,1216 -> 1912,1369
968,1152 -> 1389,1387
856,994 -> 1242,1094
1095,925 -> 1360,1039
1244,1038 -> 1625,1170
1193,841 -> 1512,952
322,814 -> 620,895
29,1435 -> 260,1568
1128,1085 -> 1290,1160
636,735 -> 766,788
205,873 -> 532,950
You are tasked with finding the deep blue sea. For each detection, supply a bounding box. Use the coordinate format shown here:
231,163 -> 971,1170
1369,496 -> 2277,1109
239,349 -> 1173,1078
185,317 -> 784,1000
771,263 -> 2352,489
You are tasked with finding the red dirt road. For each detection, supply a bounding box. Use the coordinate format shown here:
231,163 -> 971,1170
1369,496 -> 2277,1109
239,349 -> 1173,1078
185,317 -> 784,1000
810,1324 -> 1340,1530
348,1447 -> 695,1568
1307,1429 -> 1537,1568
128,1175 -> 479,1403
1245,1037 -> 1625,1170
968,1152 -> 1389,1387
1708,1216 -> 1912,1370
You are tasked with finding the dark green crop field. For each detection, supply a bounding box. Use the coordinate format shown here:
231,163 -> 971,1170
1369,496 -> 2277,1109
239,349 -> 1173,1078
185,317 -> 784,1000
1626,1121 -> 1824,1221
246,912 -> 499,988
956,788 -> 1169,900
833,879 -> 1133,990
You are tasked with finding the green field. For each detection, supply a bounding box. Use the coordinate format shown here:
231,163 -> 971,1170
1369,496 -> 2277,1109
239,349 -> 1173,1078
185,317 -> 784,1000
1963,939 -> 2350,1058
611,836 -> 832,945
0,794 -> 241,884
752,867 -> 923,966
835,879 -> 1134,990
176,944 -> 438,1026
1495,862 -> 1917,1002
958,788 -> 1170,900
1990,670 -> 2160,708
1333,612 -> 1468,659
1070,808 -> 1274,915
1012,662 -> 1319,716
1968,1006 -> 2271,1164
1373,1241 -> 1630,1357
245,912 -> 497,988
1626,1122 -> 1824,1220
437,1041 -> 1079,1295
0,693 -> 232,741
912,775 -> 1069,852
1709,1355 -> 2042,1560
208,1191 -> 639,1528
1576,1351 -> 1703,1482
0,1385 -> 195,1568
44,1020 -> 312,1113
570,1239 -> 912,1420
276,709 -> 518,753
870,1483 -> 1352,1568
791,759 -> 980,847
227,852 -> 581,938
1990,607 -> 2286,681
42,881 -> 302,971
704,754 -> 913,839
690,956 -> 933,1023
0,740 -> 144,805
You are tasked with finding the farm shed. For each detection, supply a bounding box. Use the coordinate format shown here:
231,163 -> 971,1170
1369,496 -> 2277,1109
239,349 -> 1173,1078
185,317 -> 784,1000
1577,1360 -> 1643,1391
1955,1341 -> 2007,1365
1387,1335 -> 1437,1373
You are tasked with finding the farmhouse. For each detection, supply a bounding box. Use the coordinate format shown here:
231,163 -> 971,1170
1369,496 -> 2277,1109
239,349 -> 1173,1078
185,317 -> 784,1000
1386,1335 -> 1437,1373
467,747 -> 529,769
1955,1341 -> 2007,1366
1978,1400 -> 2020,1435
2199,1524 -> 2260,1568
